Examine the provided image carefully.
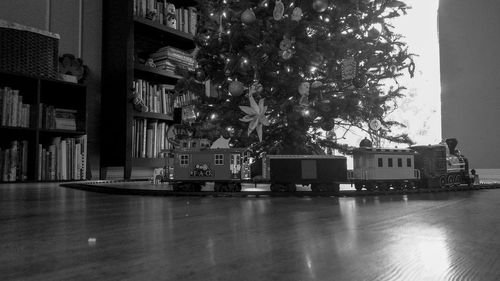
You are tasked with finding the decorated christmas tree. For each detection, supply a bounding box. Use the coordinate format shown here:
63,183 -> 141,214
177,0 -> 416,155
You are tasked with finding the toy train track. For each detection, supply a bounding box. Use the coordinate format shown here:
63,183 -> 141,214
61,181 -> 500,198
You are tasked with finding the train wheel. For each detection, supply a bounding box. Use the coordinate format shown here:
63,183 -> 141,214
454,175 -> 462,186
286,184 -> 297,192
270,183 -> 283,192
192,183 -> 202,192
172,183 -> 181,191
311,183 -> 326,192
447,175 -> 454,186
234,183 -> 242,192
365,183 -> 375,191
378,182 -> 389,191
214,183 -> 223,192
439,176 -> 447,188
330,183 -> 340,193
354,183 -> 363,191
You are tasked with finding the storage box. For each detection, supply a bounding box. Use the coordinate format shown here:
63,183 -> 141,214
0,20 -> 59,79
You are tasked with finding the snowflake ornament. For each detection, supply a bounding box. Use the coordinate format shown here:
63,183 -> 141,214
239,94 -> 270,142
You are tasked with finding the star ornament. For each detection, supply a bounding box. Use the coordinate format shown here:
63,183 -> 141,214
239,95 -> 270,142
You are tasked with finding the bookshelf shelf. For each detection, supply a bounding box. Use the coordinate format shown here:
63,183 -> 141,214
102,0 -> 196,180
39,129 -> 87,135
134,63 -> 183,81
0,72 -> 87,183
134,16 -> 194,42
133,111 -> 174,121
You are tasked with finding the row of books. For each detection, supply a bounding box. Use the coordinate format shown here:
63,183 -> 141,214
133,79 -> 175,115
174,90 -> 198,107
132,118 -> 173,158
40,104 -> 78,131
150,46 -> 196,72
0,140 -> 29,182
0,87 -> 32,128
38,136 -> 87,181
133,0 -> 197,35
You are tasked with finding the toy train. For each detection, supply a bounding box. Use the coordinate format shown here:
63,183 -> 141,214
160,138 -> 472,192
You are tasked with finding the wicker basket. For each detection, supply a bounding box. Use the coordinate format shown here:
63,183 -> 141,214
0,20 -> 59,79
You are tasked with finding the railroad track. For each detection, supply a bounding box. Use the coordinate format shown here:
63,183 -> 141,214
61,181 -> 500,198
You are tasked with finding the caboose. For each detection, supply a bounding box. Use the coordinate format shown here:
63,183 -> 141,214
166,147 -> 252,192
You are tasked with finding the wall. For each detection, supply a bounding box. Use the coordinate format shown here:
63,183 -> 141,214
0,0 -> 102,178
439,0 -> 500,169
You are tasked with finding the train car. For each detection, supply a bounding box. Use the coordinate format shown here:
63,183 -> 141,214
260,154 -> 347,192
351,147 -> 420,191
165,147 -> 253,192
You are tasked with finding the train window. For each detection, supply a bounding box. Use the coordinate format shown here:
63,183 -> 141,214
388,158 -> 393,167
397,158 -> 402,167
378,158 -> 383,167
214,154 -> 224,165
180,155 -> 189,166
407,158 -> 412,167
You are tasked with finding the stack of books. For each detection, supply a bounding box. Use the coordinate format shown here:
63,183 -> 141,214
132,119 -> 173,158
40,105 -> 78,130
0,140 -> 28,182
133,0 -> 197,35
149,46 -> 196,72
0,87 -> 32,128
133,79 -> 175,115
38,136 -> 87,181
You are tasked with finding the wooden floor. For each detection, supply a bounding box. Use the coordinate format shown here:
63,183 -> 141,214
2,182 -> 500,281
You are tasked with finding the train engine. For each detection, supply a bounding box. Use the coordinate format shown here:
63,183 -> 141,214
411,138 -> 471,188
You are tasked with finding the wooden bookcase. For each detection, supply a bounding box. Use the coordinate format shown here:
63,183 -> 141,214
101,0 -> 196,179
0,71 -> 87,182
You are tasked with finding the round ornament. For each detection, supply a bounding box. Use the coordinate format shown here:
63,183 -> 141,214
353,74 -> 367,88
312,0 -> 329,13
291,7 -> 303,21
241,9 -> 256,24
259,0 -> 270,8
281,49 -> 294,60
320,118 -> 335,131
228,80 -> 245,96
195,68 -> 207,81
273,0 -> 285,20
311,80 -> 323,88
369,119 -> 382,131
311,52 -> 324,67
279,37 -> 293,51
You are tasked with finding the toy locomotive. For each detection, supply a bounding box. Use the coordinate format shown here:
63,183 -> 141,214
160,136 -> 472,192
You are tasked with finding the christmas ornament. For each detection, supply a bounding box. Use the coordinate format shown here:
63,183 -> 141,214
279,37 -> 293,51
320,118 -> 335,131
312,0 -> 329,13
352,74 -> 367,88
341,57 -> 357,80
298,82 -> 310,107
195,68 -> 207,82
273,0 -> 285,21
239,94 -> 270,141
311,81 -> 323,88
311,52 -> 324,67
182,105 -> 197,123
229,80 -> 245,96
291,7 -> 303,21
239,57 -> 251,72
249,81 -> 263,95
369,119 -> 382,130
280,49 -> 294,60
241,9 -> 256,24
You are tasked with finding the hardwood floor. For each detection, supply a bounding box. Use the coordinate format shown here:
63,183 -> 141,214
1,182 -> 500,280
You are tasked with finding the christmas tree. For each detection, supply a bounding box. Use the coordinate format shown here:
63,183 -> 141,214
177,0 -> 416,155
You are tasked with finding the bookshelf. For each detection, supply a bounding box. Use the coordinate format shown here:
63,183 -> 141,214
0,71 -> 87,182
101,0 -> 197,179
